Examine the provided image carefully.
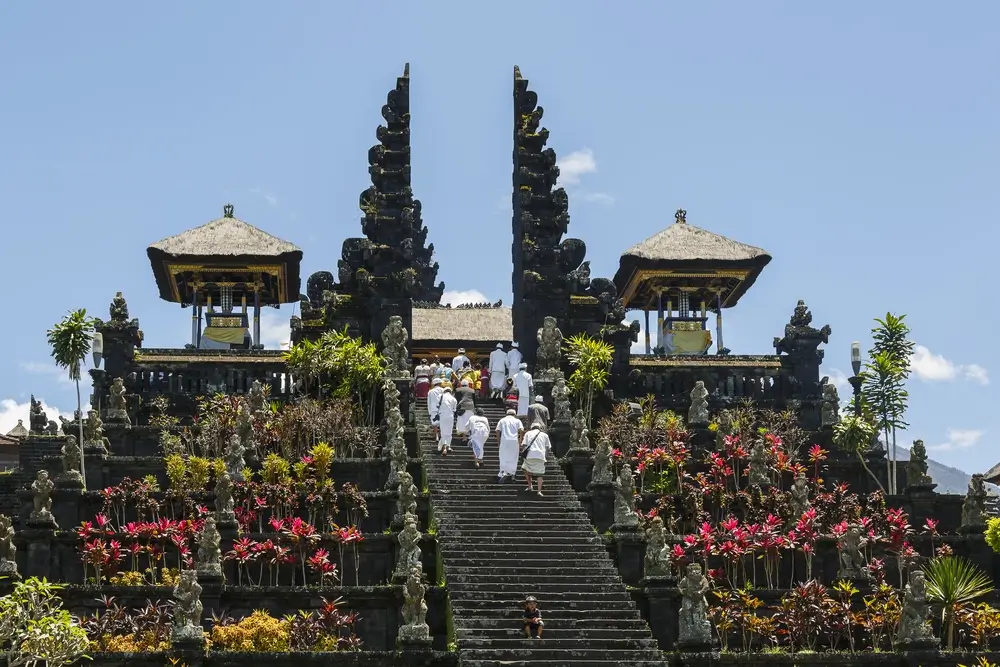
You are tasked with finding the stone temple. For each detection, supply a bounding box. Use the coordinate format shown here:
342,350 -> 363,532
0,64 -> 995,667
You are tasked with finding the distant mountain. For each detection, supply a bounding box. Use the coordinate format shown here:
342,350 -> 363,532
893,446 -> 973,495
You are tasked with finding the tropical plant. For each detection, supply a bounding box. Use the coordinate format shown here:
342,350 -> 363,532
924,556 -> 993,649
985,517 -> 1000,554
564,333 -> 614,427
46,308 -> 96,480
0,577 -> 89,667
860,313 -> 913,494
832,412 -> 885,494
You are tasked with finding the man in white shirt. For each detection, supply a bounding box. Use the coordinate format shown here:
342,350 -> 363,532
452,348 -> 470,372
494,408 -> 524,482
520,423 -> 552,496
505,342 -> 522,377
488,343 -> 508,399
512,363 -> 534,417
426,378 -> 444,438
437,387 -> 458,456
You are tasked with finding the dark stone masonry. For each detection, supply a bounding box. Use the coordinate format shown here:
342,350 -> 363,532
2,64 -> 997,667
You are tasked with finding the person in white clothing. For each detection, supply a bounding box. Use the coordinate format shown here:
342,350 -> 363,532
437,387 -> 458,455
520,423 -> 552,496
488,343 -> 508,399
452,348 -> 470,372
512,363 -> 534,417
426,378 -> 444,438
494,408 -> 524,482
505,342 -> 523,377
467,407 -> 491,468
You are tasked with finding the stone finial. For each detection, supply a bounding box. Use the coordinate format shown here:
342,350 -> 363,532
821,382 -> 840,428
688,381 -> 709,426
171,570 -> 205,645
395,512 -> 422,581
109,291 -> 129,324
223,203 -> 235,218
677,563 -> 713,647
0,514 -> 17,575
675,209 -> 687,224
29,395 -> 47,434
906,439 -> 934,489
381,316 -> 410,379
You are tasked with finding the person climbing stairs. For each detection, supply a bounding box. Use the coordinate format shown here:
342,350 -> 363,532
417,396 -> 669,667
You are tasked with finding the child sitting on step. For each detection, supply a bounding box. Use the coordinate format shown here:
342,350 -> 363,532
522,596 -> 543,639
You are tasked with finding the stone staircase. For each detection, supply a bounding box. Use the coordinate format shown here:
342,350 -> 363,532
417,397 -> 668,667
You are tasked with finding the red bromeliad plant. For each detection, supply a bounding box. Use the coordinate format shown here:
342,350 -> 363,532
331,525 -> 364,586
77,514 -> 203,584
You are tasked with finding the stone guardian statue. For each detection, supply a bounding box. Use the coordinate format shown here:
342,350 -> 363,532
196,515 -> 223,579
58,435 -> 84,487
591,437 -> 613,485
551,375 -> 572,422
677,563 -> 713,647
395,471 -> 418,526
107,378 -> 130,424
171,570 -> 205,645
613,464 -> 639,528
960,474 -> 987,531
30,471 -> 56,526
0,514 -> 17,575
688,381 -> 709,426
895,569 -> 938,648
837,525 -> 869,579
536,316 -> 563,380
398,565 -> 430,643
395,512 -> 422,580
644,516 -> 670,578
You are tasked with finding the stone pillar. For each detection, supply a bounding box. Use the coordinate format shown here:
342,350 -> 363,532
549,420 -> 570,459
772,301 -> 831,431
21,525 -> 55,579
565,449 -> 593,492
588,481 -> 615,533
611,525 -> 645,586
642,576 -> 679,650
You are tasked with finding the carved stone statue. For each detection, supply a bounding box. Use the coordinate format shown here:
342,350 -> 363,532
83,409 -> 108,453
29,395 -> 47,434
58,435 -> 84,486
906,439 -> 934,489
109,291 -> 130,324
747,442 -> 772,488
896,570 -> 938,647
551,375 -> 571,422
591,437 -> 613,485
395,512 -> 422,580
961,474 -> 987,531
246,380 -> 268,414
196,516 -> 222,578
644,516 -> 670,578
224,433 -> 246,483
384,380 -> 408,490
688,381 -> 709,426
613,464 -> 638,528
821,382 -> 840,428
171,570 -> 205,644
569,409 -> 587,451
677,563 -> 713,647
714,409 -> 734,451
536,316 -> 563,379
107,378 -> 130,424
395,471 -> 418,525
399,565 -> 430,643
837,526 -> 869,579
30,471 -> 55,525
788,473 -> 811,520
381,316 -> 410,378
45,420 -> 59,436
0,514 -> 17,575
214,472 -> 235,524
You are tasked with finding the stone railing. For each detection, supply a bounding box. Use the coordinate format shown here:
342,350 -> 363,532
129,348 -> 294,402
626,354 -> 792,410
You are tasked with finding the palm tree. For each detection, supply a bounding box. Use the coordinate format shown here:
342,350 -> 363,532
46,308 -> 96,481
924,556 -> 993,649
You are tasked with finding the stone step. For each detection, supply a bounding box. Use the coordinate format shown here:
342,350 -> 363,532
450,604 -> 645,619
456,628 -> 654,640
448,573 -> 624,586
462,660 -> 668,667
449,583 -> 628,596
445,558 -> 613,570
439,529 -> 596,540
440,538 -> 603,551
460,648 -> 667,662
456,615 -> 649,629
458,637 -> 661,650
447,564 -> 618,576
449,591 -> 634,604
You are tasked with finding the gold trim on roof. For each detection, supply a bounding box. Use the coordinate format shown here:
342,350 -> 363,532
135,353 -> 286,365
620,269 -> 750,308
629,355 -> 782,369
164,263 -> 286,303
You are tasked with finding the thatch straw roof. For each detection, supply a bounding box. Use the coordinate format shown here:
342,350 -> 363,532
5,419 -> 28,438
984,461 -> 1000,486
148,205 -> 300,257
622,211 -> 769,264
412,307 -> 512,343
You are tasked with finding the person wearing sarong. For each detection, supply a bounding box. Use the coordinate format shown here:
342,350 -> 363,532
489,343 -> 508,399
512,363 -> 534,417
506,342 -> 523,379
527,395 -> 550,432
455,379 -> 477,438
427,378 -> 444,438
452,348 -> 470,372
437,387 -> 458,456
495,408 -> 524,482
414,358 -> 433,399
478,363 -> 491,399
520,423 -> 552,496
503,378 -> 519,414
467,407 -> 490,468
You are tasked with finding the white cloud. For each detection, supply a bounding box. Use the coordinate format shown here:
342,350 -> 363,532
556,148 -> 597,186
259,311 -> 292,350
0,398 -> 73,436
580,192 -> 615,206
928,428 -> 985,452
250,188 -> 278,206
441,290 -> 489,307
20,361 -> 75,386
631,326 -> 647,353
909,345 -> 989,385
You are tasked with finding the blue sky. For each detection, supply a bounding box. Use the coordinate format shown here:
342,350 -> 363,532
0,3 -> 996,474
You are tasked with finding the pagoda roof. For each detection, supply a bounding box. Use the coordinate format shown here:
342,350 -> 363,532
412,306 -> 512,343
984,461 -> 1000,486
5,419 -> 27,438
613,209 -> 772,309
147,204 -> 303,303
